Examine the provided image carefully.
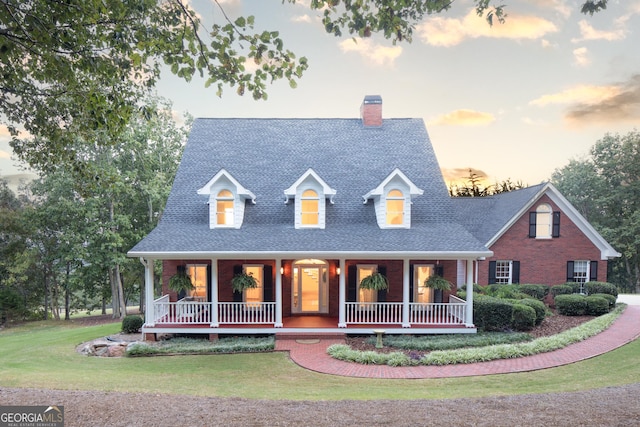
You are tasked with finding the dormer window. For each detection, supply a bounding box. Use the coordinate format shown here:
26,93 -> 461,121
363,168 -> 423,229
216,190 -> 235,226
385,189 -> 405,226
197,169 -> 256,229
529,203 -> 560,239
285,168 -> 336,229
301,190 -> 319,226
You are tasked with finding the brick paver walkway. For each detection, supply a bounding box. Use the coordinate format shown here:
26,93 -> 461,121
275,305 -> 640,378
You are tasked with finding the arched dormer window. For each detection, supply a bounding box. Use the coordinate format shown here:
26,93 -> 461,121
385,189 -> 405,226
301,189 -> 319,226
216,190 -> 235,226
535,203 -> 552,238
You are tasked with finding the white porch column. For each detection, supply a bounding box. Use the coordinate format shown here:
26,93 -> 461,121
338,258 -> 346,327
210,259 -> 219,327
275,258 -> 283,327
140,258 -> 155,326
466,258 -> 475,327
402,258 -> 411,328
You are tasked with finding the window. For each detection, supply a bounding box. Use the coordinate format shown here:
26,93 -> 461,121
413,264 -> 434,303
216,190 -> 234,226
488,260 -> 520,284
386,189 -> 405,226
357,265 -> 377,306
572,260 -> 589,284
529,203 -> 560,238
243,265 -> 264,307
301,189 -> 319,226
186,264 -> 207,301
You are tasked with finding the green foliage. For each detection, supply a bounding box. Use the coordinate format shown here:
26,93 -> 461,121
484,284 -> 528,300
585,296 -> 610,316
511,304 -> 537,331
517,299 -> 547,325
126,336 -> 275,356
473,294 -> 513,331
585,282 -> 618,297
121,315 -> 144,333
591,293 -> 617,309
372,332 -> 533,351
231,273 -> 259,293
359,272 -> 389,291
555,294 -> 588,316
519,284 -> 550,300
551,285 -> 574,298
0,287 -> 27,324
424,274 -> 451,291
168,271 -> 195,294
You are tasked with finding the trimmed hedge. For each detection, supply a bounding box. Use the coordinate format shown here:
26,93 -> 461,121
586,295 -> 610,316
519,284 -> 549,301
591,293 -> 617,308
585,282 -> 618,298
511,304 -> 536,331
122,315 -> 144,333
555,294 -> 587,316
517,298 -> 547,325
551,285 -> 574,298
473,295 -> 513,331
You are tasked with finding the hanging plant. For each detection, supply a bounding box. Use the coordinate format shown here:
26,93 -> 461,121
424,274 -> 451,291
359,272 -> 389,291
168,270 -> 195,294
231,272 -> 258,293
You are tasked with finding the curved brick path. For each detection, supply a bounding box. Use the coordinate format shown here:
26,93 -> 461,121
275,304 -> 640,379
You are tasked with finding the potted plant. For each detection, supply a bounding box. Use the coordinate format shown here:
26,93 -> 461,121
425,274 -> 451,303
168,269 -> 194,299
359,272 -> 389,291
231,272 -> 258,293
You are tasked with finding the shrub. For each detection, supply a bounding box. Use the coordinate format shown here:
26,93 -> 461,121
121,315 -> 144,333
585,282 -> 618,298
586,296 -> 610,316
486,284 -> 527,299
519,284 -> 549,300
590,293 -> 617,308
511,304 -> 537,331
517,298 -> 547,325
555,294 -> 587,316
550,285 -> 573,298
473,295 -> 513,331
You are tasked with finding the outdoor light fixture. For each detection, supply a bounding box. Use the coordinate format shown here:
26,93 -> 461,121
336,267 -> 341,275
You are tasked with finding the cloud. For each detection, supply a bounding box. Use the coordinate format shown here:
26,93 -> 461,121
571,19 -> 627,42
429,109 -> 496,126
291,14 -> 312,23
572,47 -> 590,67
417,9 -> 558,47
530,75 -> 640,125
338,39 -> 402,66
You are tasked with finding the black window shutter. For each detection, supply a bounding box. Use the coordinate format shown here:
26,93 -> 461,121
233,264 -> 243,302
207,264 -> 212,302
263,265 -> 273,302
566,261 -> 575,282
409,264 -> 414,303
176,265 -> 187,299
529,212 -> 537,238
435,265 -> 444,277
512,261 -> 520,284
552,212 -> 561,237
347,265 -> 357,302
488,261 -> 497,284
377,266 -> 387,302
590,261 -> 598,282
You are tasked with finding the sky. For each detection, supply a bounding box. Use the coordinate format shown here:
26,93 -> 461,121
1,0 -> 639,188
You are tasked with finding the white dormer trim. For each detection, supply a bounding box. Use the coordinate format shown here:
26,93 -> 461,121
197,169 -> 256,229
284,168 -> 336,229
363,168 -> 424,229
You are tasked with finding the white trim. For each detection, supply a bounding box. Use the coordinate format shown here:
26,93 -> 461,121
486,182 -> 620,260
284,168 -> 337,204
197,168 -> 256,203
128,250 -> 494,260
362,168 -> 424,201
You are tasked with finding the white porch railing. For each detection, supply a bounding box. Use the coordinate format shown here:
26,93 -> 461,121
345,302 -> 403,324
153,298 -> 212,324
409,301 -> 466,325
218,302 -> 276,324
152,295 -> 170,324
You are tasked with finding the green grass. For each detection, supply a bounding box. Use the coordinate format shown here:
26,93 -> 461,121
1,311 -> 638,400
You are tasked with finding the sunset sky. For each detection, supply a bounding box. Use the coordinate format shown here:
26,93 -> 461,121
1,0 -> 639,188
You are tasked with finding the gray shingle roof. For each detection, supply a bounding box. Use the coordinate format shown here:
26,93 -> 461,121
128,118 -> 491,256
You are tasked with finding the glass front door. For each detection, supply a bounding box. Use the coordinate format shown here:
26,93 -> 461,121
292,261 -> 328,313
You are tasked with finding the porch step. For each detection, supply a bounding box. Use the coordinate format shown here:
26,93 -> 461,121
275,332 -> 345,341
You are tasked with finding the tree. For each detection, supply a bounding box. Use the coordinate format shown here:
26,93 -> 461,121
552,130 -> 640,292
1,0 -> 610,176
449,169 -> 525,197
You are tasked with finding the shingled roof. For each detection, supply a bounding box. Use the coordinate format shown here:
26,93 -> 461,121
128,116 -> 492,258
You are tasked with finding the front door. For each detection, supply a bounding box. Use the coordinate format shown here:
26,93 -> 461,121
292,262 -> 328,313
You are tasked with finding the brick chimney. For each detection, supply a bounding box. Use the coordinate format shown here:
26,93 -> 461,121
360,95 -> 382,127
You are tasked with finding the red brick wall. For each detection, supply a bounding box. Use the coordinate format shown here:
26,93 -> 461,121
478,195 -> 604,286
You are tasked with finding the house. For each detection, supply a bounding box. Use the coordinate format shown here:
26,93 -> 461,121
127,96 -> 618,340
